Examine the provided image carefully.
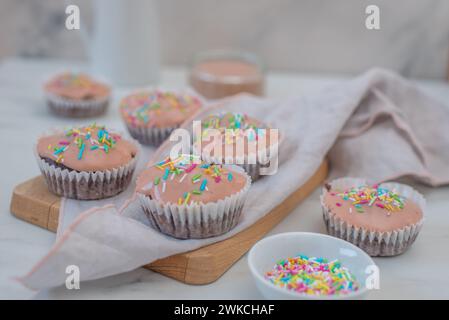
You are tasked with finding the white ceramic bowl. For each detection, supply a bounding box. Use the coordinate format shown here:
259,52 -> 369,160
248,232 -> 376,300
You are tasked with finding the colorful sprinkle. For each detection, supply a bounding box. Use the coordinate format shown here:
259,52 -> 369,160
200,179 -> 208,191
179,173 -> 187,183
265,255 -> 359,296
332,184 -> 405,215
192,173 -> 202,183
77,143 -> 85,160
145,155 -> 240,205
49,123 -> 119,164
162,168 -> 170,180
199,112 -> 270,148
185,164 -> 197,173
120,90 -> 202,126
184,192 -> 191,205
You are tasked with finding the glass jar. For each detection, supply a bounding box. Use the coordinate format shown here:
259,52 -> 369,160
189,50 -> 265,100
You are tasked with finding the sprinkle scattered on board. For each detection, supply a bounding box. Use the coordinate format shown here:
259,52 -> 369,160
331,185 -> 405,215
265,254 -> 359,296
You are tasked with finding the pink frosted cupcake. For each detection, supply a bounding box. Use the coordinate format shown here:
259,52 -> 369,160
194,112 -> 279,181
44,72 -> 111,117
120,90 -> 202,146
321,178 -> 425,256
136,155 -> 251,239
35,123 -> 139,200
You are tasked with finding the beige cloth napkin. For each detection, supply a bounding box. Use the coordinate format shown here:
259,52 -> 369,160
18,68 -> 449,289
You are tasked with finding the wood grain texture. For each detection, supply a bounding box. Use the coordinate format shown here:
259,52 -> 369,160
10,161 -> 328,284
10,176 -> 60,231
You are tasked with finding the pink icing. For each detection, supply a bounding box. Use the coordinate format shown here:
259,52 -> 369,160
323,189 -> 423,232
44,72 -> 110,100
136,159 -> 247,205
196,112 -> 278,159
37,125 -> 138,172
120,90 -> 202,128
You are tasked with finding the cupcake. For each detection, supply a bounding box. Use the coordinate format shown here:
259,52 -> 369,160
35,123 -> 139,200
44,72 -> 111,117
120,90 -> 202,146
136,155 -> 251,239
194,112 -> 279,181
321,178 -> 425,256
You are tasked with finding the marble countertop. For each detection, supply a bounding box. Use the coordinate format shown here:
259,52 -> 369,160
1,58 -> 449,300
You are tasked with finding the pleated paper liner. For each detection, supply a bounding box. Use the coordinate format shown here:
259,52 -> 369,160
34,128 -> 140,200
138,165 -> 251,239
320,177 -> 425,256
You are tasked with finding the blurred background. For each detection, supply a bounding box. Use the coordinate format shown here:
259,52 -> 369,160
1,0 -> 448,79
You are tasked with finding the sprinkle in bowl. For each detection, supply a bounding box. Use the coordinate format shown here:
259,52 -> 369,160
248,232 -> 376,300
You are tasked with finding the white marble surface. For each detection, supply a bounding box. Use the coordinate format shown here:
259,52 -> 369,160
1,58 -> 449,299
1,0 -> 449,79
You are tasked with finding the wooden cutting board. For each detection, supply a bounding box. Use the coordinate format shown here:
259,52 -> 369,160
10,161 -> 328,285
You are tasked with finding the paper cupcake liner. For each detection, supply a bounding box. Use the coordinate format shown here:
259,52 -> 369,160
138,166 -> 251,239
197,141 -> 279,182
239,163 -> 260,181
320,177 -> 425,257
46,92 -> 109,118
34,131 -> 140,200
200,155 -> 269,182
125,124 -> 177,147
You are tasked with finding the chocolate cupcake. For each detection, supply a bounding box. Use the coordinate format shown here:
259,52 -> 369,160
44,72 -> 111,117
321,178 -> 425,256
120,90 -> 202,146
136,155 -> 251,239
194,112 -> 279,181
35,123 -> 139,200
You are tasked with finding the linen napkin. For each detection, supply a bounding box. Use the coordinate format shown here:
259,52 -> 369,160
18,68 -> 449,289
